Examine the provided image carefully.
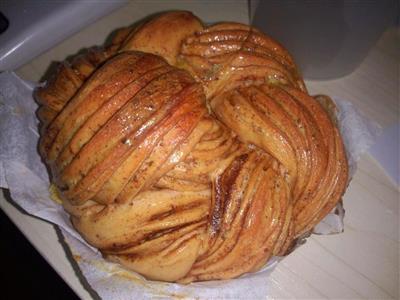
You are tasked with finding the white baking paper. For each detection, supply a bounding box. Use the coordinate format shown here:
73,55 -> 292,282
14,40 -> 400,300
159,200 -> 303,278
0,71 -> 380,299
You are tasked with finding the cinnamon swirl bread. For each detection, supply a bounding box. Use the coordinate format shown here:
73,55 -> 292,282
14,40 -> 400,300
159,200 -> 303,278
36,11 -> 348,282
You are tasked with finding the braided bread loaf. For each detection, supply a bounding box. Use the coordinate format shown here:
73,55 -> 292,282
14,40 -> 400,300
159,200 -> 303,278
36,11 -> 348,282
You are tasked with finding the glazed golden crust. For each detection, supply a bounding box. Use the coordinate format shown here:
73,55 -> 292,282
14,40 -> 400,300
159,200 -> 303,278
35,46 -> 116,126
180,152 -> 292,282
37,11 -> 348,283
210,84 -> 348,237
178,22 -> 306,98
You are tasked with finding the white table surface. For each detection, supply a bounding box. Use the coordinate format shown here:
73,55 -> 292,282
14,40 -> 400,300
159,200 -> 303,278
1,1 -> 399,299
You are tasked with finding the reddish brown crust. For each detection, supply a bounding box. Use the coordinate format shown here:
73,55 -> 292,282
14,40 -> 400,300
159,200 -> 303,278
122,11 -> 204,65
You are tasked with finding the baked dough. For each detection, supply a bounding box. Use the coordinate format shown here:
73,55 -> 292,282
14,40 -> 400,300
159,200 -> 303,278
36,11 -> 348,282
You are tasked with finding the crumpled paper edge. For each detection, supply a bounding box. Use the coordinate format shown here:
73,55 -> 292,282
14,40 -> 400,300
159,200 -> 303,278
0,72 -> 381,299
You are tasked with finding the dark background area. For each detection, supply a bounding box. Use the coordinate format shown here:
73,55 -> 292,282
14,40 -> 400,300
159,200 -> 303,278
0,207 -> 79,299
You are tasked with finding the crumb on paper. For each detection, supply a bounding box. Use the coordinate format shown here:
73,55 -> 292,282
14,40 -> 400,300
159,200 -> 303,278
73,255 -> 81,262
49,184 -> 63,204
114,269 -> 189,299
